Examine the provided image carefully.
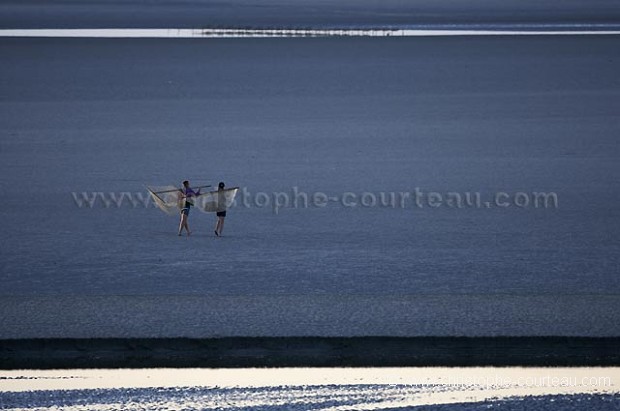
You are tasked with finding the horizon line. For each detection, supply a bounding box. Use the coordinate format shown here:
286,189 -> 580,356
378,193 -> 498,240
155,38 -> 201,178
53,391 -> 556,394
2,27 -> 620,38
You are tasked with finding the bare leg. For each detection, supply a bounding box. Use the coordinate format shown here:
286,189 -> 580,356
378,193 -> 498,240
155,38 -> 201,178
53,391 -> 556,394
179,213 -> 191,236
217,217 -> 225,236
185,217 -> 191,236
178,214 -> 186,235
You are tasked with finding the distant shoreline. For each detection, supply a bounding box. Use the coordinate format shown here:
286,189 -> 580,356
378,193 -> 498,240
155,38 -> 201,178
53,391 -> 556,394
2,25 -> 620,38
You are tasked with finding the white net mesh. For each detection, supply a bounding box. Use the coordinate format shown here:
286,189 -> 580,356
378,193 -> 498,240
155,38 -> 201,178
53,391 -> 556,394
198,187 -> 239,213
147,185 -> 239,215
146,185 -> 183,215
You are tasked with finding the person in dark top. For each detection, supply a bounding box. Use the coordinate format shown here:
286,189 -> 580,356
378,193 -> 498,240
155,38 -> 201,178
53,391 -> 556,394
178,180 -> 200,236
214,181 -> 227,237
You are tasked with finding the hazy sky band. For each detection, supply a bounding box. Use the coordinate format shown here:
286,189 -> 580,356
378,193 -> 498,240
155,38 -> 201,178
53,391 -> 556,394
2,0 -> 620,30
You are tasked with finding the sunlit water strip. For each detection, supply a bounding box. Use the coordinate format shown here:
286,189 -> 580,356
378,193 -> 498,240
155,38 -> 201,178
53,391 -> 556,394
1,28 -> 620,38
1,368 -> 619,410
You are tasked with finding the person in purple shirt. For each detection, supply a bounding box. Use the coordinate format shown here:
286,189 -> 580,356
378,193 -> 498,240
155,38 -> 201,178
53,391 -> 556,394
178,180 -> 200,236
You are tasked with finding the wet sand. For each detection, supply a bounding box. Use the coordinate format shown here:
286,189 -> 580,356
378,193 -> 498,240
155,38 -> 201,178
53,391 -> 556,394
1,35 -> 619,338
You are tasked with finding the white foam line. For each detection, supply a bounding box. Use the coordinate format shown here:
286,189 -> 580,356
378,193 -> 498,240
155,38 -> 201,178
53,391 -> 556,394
1,28 -> 620,38
1,367 -> 619,392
